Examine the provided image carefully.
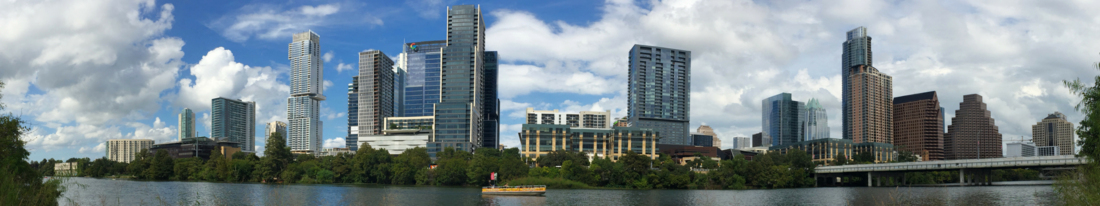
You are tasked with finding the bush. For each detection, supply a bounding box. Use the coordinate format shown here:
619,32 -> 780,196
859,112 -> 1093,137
505,177 -> 590,189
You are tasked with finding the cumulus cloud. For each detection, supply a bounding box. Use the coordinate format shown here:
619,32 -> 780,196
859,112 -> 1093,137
336,63 -> 354,73
323,137 -> 346,148
177,47 -> 290,127
24,117 -> 176,152
209,3 -> 384,42
405,0 -> 456,19
323,51 -> 335,62
486,0 -> 1097,147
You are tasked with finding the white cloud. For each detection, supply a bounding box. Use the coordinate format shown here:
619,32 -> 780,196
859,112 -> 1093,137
79,143 -> 106,154
323,137 -> 346,148
486,0 -> 1098,146
323,80 -> 334,91
176,47 -> 290,128
404,0 -> 455,19
323,51 -> 334,62
210,3 -> 364,42
337,63 -> 354,73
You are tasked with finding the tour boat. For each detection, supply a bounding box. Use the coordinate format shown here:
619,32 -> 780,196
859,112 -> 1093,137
481,185 -> 547,196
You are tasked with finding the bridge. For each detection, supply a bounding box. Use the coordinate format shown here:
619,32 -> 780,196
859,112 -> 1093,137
814,155 -> 1089,187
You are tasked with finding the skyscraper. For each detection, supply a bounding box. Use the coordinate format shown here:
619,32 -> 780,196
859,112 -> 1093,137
265,121 -> 287,142
731,137 -> 751,149
1032,112 -> 1074,156
481,51 -> 500,149
288,31 -> 324,155
804,98 -> 829,140
356,50 -> 395,138
944,94 -> 1002,160
628,44 -> 691,145
847,64 -> 892,144
212,97 -> 256,152
431,5 -> 486,154
394,66 -> 406,118
400,40 -> 446,117
763,93 -> 806,146
843,27 -> 872,141
893,91 -> 944,161
347,77 -> 359,150
178,108 -> 195,141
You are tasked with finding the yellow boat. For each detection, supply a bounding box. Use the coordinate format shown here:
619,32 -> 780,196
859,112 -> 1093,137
481,185 -> 547,196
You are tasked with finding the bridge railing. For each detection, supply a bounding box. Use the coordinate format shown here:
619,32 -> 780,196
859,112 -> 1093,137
815,155 -> 1089,174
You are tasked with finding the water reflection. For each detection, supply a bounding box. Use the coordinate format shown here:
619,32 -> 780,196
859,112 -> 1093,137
60,177 -> 1059,206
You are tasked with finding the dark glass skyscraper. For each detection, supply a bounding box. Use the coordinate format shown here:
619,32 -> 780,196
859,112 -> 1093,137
762,93 -> 806,146
394,67 -> 406,117
627,44 -> 691,145
401,40 -> 446,117
346,76 -> 359,150
431,5 -> 486,154
842,27 -> 872,141
481,51 -> 499,149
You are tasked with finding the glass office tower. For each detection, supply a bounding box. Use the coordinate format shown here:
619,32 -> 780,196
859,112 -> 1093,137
481,51 -> 499,149
401,40 -> 446,117
347,76 -> 359,150
627,44 -> 691,145
431,5 -> 486,155
762,93 -> 806,147
288,31 -> 324,155
212,97 -> 256,152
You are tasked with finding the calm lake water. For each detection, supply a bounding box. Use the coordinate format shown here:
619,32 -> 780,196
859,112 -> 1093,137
58,177 -> 1059,205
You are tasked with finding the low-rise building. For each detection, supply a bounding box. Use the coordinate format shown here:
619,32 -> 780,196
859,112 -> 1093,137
691,133 -> 714,147
1037,146 -> 1059,156
360,116 -> 433,155
768,138 -> 895,164
54,162 -> 79,176
519,124 -> 660,162
106,139 -> 154,163
525,108 -> 612,129
148,137 -> 241,160
320,148 -> 355,157
731,137 -> 752,149
658,144 -> 721,165
1006,142 -> 1036,157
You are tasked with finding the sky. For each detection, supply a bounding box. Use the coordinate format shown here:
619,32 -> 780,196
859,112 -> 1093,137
2,0 -> 1096,161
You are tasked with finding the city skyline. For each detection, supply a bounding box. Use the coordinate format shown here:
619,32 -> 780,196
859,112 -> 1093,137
9,0 -> 1095,161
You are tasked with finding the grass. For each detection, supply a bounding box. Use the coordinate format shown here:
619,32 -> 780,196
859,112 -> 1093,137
504,177 -> 592,189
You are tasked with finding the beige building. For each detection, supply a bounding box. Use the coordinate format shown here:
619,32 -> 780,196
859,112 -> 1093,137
266,121 -> 288,139
519,124 -> 660,162
847,64 -> 893,144
1032,112 -> 1075,156
320,148 -> 355,157
696,125 -> 720,148
525,108 -> 612,129
54,162 -> 79,176
106,139 -> 154,163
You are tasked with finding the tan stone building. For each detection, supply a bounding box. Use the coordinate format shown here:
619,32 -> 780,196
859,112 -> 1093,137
519,124 -> 659,161
696,125 -> 720,148
1032,112 -> 1074,156
106,139 -> 154,163
892,91 -> 944,161
945,94 -> 1003,160
847,64 -> 893,144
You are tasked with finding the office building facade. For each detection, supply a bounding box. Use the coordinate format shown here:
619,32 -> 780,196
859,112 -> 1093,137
691,133 -> 714,147
752,132 -> 771,147
394,67 -> 406,117
769,138 -> 894,164
265,121 -> 287,142
178,108 -> 195,141
525,108 -> 613,129
519,124 -> 660,161
842,26 -> 873,141
1032,112 -> 1075,156
212,97 -> 256,152
847,64 -> 892,144
400,40 -> 446,117
356,50 -> 395,137
763,93 -> 806,146
805,98 -> 829,140
944,94 -> 1003,160
106,139 -> 154,163
347,77 -> 359,150
892,91 -> 944,161
482,51 -> 500,149
628,44 -> 692,145
288,31 -> 325,155
431,5 -> 487,154
1006,142 -> 1036,157
696,125 -> 720,148
731,137 -> 751,149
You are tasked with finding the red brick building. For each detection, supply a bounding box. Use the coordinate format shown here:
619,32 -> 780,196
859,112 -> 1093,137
945,94 -> 1003,160
892,91 -> 945,161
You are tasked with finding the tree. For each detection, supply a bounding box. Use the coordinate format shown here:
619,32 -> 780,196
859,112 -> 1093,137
896,151 -> 919,163
0,98 -> 64,205
467,147 -> 501,186
259,131 -> 291,183
853,151 -> 875,164
1055,59 -> 1100,205
391,147 -> 430,185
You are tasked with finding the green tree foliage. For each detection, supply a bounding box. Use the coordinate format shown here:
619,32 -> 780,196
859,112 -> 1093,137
391,147 -> 430,185
536,150 -> 589,167
0,98 -> 65,205
259,131 -> 291,182
895,151 -> 919,163
1056,60 -> 1100,205
852,151 -> 875,164
173,158 -> 203,181
467,148 -> 501,186
433,147 -> 470,185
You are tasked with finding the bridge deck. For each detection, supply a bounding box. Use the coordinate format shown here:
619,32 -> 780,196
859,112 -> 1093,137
815,155 -> 1088,174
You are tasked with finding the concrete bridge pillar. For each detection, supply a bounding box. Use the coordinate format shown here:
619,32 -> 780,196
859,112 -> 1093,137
867,172 -> 872,187
959,169 -> 965,187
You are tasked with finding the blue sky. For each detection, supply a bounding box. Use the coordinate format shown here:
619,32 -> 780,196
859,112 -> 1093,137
3,0 -> 1096,161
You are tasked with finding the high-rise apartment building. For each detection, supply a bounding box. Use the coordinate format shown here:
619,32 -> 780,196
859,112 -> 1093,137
731,137 -> 751,149
482,51 -> 500,149
804,98 -> 829,140
265,121 -> 287,142
893,91 -> 944,161
431,5 -> 487,154
763,93 -> 806,146
696,125 -> 720,148
1032,112 -> 1075,156
847,64 -> 892,144
288,31 -> 325,155
356,50 -> 395,138
178,108 -> 195,141
628,44 -> 692,145
105,139 -> 154,163
212,97 -> 256,152
843,27 -> 873,141
525,108 -> 612,129
400,40 -> 446,117
944,94 -> 1002,160
347,77 -> 359,150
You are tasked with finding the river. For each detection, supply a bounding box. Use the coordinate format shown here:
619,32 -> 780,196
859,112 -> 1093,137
58,177 -> 1059,205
